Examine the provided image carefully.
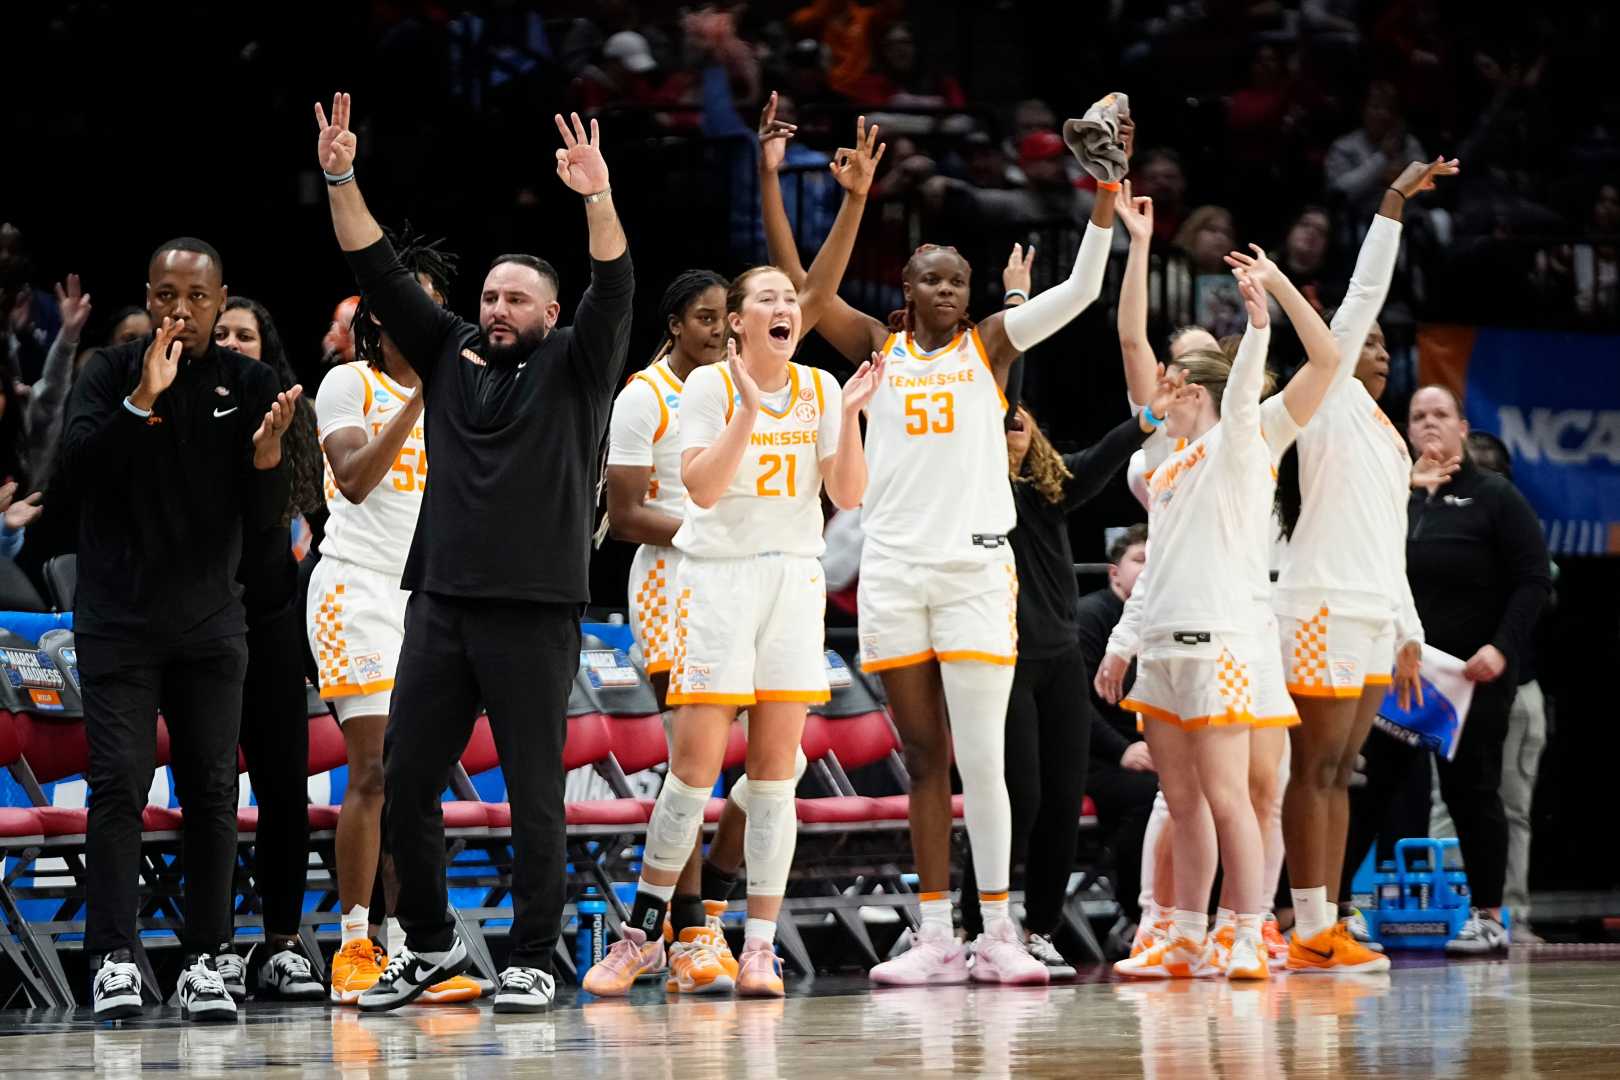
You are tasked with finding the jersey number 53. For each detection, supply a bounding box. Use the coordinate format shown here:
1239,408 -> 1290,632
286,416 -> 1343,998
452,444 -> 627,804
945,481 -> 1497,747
904,391 -> 955,435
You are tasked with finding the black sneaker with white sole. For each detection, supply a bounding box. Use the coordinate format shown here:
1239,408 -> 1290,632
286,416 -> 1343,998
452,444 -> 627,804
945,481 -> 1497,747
213,950 -> 248,1001
172,955 -> 239,1022
494,966 -> 556,1013
1445,910 -> 1510,955
358,938 -> 470,1013
93,949 -> 144,1020
247,941 -> 326,1001
1025,932 -> 1078,980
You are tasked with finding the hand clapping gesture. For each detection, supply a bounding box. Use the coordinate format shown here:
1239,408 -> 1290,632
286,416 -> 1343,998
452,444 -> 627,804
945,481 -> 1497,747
554,112 -> 611,196
842,353 -> 886,416
829,116 -> 886,197
252,387 -> 305,471
727,338 -> 760,416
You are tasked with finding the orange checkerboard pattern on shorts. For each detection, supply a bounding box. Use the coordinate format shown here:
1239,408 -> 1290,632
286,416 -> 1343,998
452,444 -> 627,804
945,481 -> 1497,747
1215,647 -> 1253,717
1291,605 -> 1331,691
314,585 -> 350,693
634,558 -> 673,670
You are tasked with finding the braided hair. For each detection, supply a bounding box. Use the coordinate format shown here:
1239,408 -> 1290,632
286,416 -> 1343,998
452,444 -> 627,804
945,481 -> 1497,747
354,221 -> 461,369
222,297 -> 325,525
1009,405 -> 1073,506
887,244 -> 977,336
648,269 -> 728,368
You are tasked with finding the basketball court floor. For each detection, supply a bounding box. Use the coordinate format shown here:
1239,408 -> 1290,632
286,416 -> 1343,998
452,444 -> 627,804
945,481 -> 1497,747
0,954 -> 1617,1077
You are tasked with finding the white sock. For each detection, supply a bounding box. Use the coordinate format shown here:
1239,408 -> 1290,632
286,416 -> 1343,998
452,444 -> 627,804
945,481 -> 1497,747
1215,907 -> 1236,933
1149,901 -> 1174,927
744,918 -> 777,946
1172,909 -> 1208,945
1292,887 -> 1331,940
341,905 -> 369,946
939,661 -> 1017,899
980,894 -> 1011,933
920,895 -> 953,935
1235,912 -> 1263,945
639,879 -> 677,903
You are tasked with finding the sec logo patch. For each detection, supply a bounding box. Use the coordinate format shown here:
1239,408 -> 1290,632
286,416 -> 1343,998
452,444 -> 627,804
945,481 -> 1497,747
795,403 -> 817,423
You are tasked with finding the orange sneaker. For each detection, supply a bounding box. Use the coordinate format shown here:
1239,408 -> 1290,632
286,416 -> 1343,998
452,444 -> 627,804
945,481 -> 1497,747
1262,916 -> 1288,969
1131,919 -> 1172,958
1287,924 -> 1391,975
1114,936 -> 1216,979
582,928 -> 665,997
701,900 -> 739,980
736,940 -> 784,998
1225,932 -> 1270,981
420,973 -> 484,1003
329,938 -> 384,1004
667,925 -> 735,995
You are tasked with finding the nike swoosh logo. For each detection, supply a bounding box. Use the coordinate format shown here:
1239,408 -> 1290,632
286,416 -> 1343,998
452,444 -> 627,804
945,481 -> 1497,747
213,406 -> 238,418
1299,944 -> 1334,961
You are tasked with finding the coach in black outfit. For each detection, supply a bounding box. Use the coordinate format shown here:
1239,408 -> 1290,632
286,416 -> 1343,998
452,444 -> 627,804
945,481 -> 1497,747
314,94 -> 633,1013
61,239 -> 299,1021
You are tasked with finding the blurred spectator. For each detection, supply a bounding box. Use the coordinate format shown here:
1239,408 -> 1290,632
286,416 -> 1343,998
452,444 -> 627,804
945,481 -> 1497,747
1372,0 -> 1460,136
790,0 -> 904,98
320,296 -> 360,367
1,223 -> 64,385
922,130 -> 1086,229
19,275 -> 90,494
1173,204 -> 1246,338
1533,182 -> 1620,320
1324,82 -> 1426,224
447,3 -> 555,112
107,306 -> 153,347
846,22 -> 965,110
573,31 -> 694,114
1131,148 -> 1188,244
776,37 -> 840,108
1266,204 -> 1340,373
683,6 -> 762,111
0,481 -> 44,561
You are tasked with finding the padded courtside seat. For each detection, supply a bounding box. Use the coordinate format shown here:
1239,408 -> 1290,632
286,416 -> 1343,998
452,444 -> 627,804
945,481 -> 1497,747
0,805 -> 43,839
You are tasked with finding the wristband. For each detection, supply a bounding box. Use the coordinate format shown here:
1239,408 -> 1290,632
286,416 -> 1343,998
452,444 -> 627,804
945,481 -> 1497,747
1386,186 -> 1407,201
1097,179 -> 1122,192
123,396 -> 153,418
583,187 -> 612,204
1003,289 -> 1029,303
1141,404 -> 1165,428
324,167 -> 356,187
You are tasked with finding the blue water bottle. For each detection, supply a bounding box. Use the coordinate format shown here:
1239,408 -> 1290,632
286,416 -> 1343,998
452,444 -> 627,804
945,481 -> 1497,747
577,887 -> 607,975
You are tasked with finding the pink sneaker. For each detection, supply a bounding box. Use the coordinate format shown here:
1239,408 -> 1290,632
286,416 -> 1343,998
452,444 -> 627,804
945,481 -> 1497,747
581,928 -> 665,997
969,922 -> 1050,986
869,924 -> 968,987
736,939 -> 785,998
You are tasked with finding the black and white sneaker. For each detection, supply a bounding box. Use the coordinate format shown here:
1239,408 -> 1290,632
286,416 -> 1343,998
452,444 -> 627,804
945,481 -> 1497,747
172,955 -> 239,1022
213,950 -> 248,1001
358,938 -> 470,1013
247,941 -> 326,1001
1445,910 -> 1510,955
1025,932 -> 1077,980
1341,909 -> 1386,953
93,949 -> 144,1020
494,966 -> 556,1014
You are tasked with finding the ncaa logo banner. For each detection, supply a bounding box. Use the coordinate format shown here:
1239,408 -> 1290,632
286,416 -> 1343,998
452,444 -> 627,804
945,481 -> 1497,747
1420,326 -> 1620,555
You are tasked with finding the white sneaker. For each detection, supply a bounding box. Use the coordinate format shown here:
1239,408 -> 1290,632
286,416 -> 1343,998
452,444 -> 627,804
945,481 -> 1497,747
1024,932 -> 1077,980
172,955 -> 239,1022
968,922 -> 1050,986
247,942 -> 326,1001
213,950 -> 248,1001
869,924 -> 968,987
1446,910 -> 1509,955
1341,909 -> 1385,952
494,966 -> 556,1014
1226,932 -> 1269,981
93,950 -> 144,1020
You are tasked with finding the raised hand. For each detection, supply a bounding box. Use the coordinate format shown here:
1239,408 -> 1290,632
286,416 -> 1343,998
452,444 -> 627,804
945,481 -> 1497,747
252,386 -> 305,470
1235,270 -> 1269,329
1394,641 -> 1425,711
135,316 -> 187,407
1391,155 -> 1461,199
1145,362 -> 1185,424
1115,180 -> 1153,243
758,91 -> 798,174
554,112 -> 611,195
1002,242 -> 1036,297
1223,243 -> 1282,293
314,92 -> 358,175
829,115 -> 886,197
1094,653 -> 1129,705
727,338 -> 760,415
54,274 -> 91,339
1411,449 -> 1461,489
0,481 -> 43,532
842,353 -> 886,415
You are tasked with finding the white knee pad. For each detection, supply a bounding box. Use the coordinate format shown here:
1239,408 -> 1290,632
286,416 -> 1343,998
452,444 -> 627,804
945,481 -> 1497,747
940,661 -> 1016,893
742,779 -> 798,898
643,773 -> 712,874
728,746 -> 807,815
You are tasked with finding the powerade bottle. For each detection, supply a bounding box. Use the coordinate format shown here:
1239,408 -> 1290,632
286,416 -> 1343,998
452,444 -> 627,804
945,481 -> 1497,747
577,887 -> 608,975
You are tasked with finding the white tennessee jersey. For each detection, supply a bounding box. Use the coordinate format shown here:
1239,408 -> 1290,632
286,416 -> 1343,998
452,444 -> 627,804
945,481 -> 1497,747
861,327 -> 1014,564
607,356 -> 691,521
1273,214 -> 1423,644
1108,324 -> 1274,660
316,362 -> 426,578
673,361 -> 842,559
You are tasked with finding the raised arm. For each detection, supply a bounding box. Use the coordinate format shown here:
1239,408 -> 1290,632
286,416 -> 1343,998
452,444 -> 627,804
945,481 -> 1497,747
1221,273 -> 1273,448
554,112 -> 627,262
26,275 -> 92,489
316,93 -> 458,375
1225,244 -> 1339,427
797,117 -> 885,335
1112,181 -> 1163,407
555,112 -> 635,392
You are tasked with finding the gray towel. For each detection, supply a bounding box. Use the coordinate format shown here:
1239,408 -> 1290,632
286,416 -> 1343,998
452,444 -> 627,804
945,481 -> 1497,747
1063,92 -> 1131,184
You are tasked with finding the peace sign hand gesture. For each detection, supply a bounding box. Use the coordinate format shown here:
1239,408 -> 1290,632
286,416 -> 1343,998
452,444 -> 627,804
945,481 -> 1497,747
829,116 -> 886,197
314,92 -> 358,175
554,112 -> 611,195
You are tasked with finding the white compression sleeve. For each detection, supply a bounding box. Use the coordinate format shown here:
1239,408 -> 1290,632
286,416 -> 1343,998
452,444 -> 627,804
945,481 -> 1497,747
742,779 -> 798,898
1002,221 -> 1112,353
643,773 -> 713,874
940,661 -> 1017,893
729,745 -> 807,815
